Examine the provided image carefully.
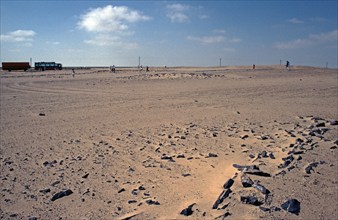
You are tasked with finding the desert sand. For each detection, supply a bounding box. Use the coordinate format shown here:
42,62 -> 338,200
0,65 -> 337,219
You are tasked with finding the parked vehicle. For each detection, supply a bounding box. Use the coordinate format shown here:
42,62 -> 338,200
35,62 -> 62,71
2,62 -> 31,71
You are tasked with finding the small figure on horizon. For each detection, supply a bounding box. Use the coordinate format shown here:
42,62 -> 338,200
286,60 -> 290,71
139,65 -> 143,71
252,64 -> 255,70
146,66 -> 149,72
110,65 -> 115,73
72,68 -> 75,78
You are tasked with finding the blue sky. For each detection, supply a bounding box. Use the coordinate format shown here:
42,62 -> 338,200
1,1 -> 337,67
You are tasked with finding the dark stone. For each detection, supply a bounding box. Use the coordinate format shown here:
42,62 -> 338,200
275,170 -> 286,176
208,153 -> 218,158
28,217 -> 38,220
215,211 -> 231,219
138,186 -> 146,190
245,170 -> 271,177
269,152 -> 275,159
128,200 -> 137,204
39,188 -> 51,194
329,120 -> 338,125
82,173 -> 89,179
305,162 -> 319,174
131,189 -> 138,195
146,199 -> 160,205
315,122 -> 325,127
118,188 -> 126,193
282,155 -> 294,162
223,178 -> 234,189
287,165 -> 296,171
253,183 -> 270,195
39,113 -> 45,116
51,189 -> 73,201
51,180 -> 60,187
240,196 -> 263,206
177,154 -> 185,158
271,206 -> 282,212
241,174 -> 254,187
43,160 -> 57,167
180,203 -> 195,216
278,155 -> 294,169
278,160 -> 291,169
161,155 -> 175,162
259,206 -> 270,212
240,134 -> 249,139
304,161 -> 325,174
212,188 -> 231,209
233,164 -> 259,171
281,199 -> 300,215
292,150 -> 304,155
260,151 -> 268,158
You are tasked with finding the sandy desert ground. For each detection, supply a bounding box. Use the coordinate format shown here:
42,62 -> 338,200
0,65 -> 337,219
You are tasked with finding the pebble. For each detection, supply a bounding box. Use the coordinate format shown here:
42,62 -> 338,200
240,196 -> 262,206
223,178 -> 234,189
241,174 -> 254,187
39,188 -> 51,194
240,134 -> 249,139
180,203 -> 195,216
329,120 -> 338,125
253,183 -> 270,195
51,189 -> 73,201
281,199 -> 300,215
208,153 -> 218,158
305,161 -> 325,174
146,199 -> 160,205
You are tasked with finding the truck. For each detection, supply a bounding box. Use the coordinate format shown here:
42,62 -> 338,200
35,62 -> 62,71
2,62 -> 31,71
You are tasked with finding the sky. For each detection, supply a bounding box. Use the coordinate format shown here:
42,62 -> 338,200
1,0 -> 337,67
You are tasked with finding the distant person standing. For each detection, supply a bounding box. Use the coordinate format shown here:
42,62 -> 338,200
286,60 -> 290,71
252,64 -> 256,70
72,68 -> 75,77
111,65 -> 116,73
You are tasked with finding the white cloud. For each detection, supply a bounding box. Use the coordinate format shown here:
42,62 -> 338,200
78,5 -> 150,33
224,47 -> 235,52
200,15 -> 209,20
187,30 -> 241,45
276,29 -> 338,49
213,29 -> 226,34
1,30 -> 36,42
287,18 -> 304,24
84,34 -> 121,46
46,41 -> 60,45
229,37 -> 241,43
84,34 -> 139,49
166,3 -> 190,23
187,35 -> 225,44
78,5 -> 149,48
